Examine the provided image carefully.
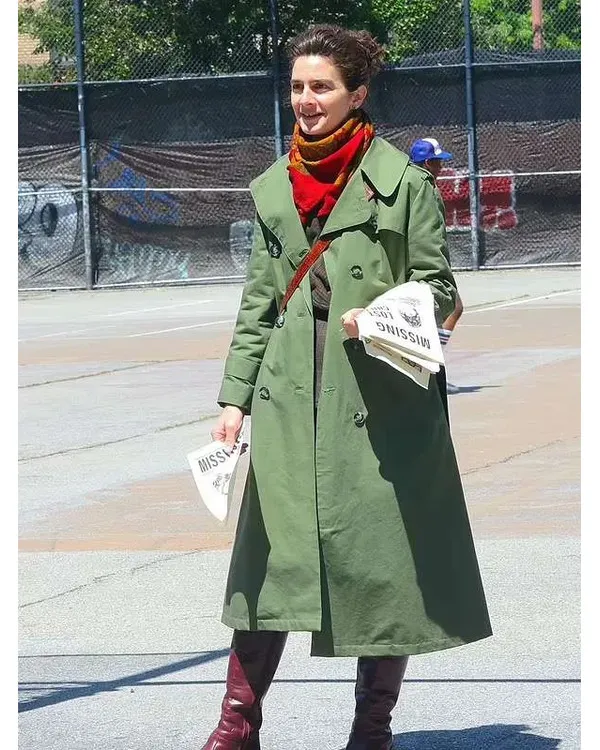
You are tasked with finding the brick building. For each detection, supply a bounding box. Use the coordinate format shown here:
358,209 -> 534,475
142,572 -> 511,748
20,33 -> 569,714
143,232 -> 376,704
18,0 -> 49,67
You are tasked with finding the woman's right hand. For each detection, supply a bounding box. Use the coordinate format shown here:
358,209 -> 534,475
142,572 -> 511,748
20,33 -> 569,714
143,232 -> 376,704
211,405 -> 245,449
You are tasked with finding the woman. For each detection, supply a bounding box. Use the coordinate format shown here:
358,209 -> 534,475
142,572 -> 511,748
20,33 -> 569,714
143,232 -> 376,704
203,24 -> 492,750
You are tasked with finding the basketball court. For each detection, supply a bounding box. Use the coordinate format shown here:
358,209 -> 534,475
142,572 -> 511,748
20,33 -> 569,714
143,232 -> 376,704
18,267 -> 581,749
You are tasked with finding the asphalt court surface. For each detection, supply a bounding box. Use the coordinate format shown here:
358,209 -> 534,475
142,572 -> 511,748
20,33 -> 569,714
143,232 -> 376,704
18,267 -> 582,750
18,268 -> 580,552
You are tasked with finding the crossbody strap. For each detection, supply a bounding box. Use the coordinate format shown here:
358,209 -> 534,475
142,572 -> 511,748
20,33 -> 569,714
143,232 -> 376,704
277,182 -> 376,318
277,237 -> 333,317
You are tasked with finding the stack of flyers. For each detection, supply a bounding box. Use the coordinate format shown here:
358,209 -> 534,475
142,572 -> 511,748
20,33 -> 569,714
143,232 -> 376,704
356,281 -> 445,389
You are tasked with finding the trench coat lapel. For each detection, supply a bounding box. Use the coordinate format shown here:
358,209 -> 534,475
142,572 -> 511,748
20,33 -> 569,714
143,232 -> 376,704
317,137 -> 411,237
361,137 -> 411,201
319,165 -> 374,238
249,138 -> 411,256
248,137 -> 412,312
249,157 -> 309,270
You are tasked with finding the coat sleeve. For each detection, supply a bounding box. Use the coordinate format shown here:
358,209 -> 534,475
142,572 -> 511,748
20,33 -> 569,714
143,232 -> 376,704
217,218 -> 278,411
406,176 -> 457,326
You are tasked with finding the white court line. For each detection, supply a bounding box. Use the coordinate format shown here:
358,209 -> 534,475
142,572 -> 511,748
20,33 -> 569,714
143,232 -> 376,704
99,299 -> 221,318
525,503 -> 578,510
130,291 -> 576,338
127,319 -> 235,337
19,300 -> 223,342
464,288 -> 579,314
19,326 -> 120,342
19,288 -> 579,342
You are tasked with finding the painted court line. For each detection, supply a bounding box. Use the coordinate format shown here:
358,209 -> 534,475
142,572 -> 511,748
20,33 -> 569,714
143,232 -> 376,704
19,289 -> 579,342
464,289 -> 579,314
19,300 -> 223,342
98,299 -> 220,318
127,291 -> 578,338
19,325 -> 124,343
127,319 -> 236,337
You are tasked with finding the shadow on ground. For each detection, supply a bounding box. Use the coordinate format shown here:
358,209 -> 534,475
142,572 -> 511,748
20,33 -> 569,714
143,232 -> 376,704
448,384 -> 501,395
18,649 -> 230,713
391,724 -> 561,749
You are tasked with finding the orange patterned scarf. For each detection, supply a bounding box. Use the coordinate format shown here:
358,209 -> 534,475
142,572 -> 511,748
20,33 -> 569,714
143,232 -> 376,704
287,110 -> 375,226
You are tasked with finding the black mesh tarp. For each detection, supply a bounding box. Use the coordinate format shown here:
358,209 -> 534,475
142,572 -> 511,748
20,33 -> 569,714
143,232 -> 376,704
18,50 -> 580,288
18,86 -> 86,287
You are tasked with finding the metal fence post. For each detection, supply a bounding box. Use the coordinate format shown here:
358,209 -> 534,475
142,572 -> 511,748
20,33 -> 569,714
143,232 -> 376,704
463,0 -> 481,270
73,0 -> 94,289
268,0 -> 285,159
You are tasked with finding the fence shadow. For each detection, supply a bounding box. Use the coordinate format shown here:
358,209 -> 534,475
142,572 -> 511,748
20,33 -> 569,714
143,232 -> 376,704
18,648 -> 230,713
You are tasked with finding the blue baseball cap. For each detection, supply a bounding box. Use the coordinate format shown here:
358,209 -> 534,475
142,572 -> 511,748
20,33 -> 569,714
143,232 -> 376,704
409,137 -> 453,163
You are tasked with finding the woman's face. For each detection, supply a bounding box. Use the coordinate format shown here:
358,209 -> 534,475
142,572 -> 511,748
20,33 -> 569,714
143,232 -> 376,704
290,55 -> 367,137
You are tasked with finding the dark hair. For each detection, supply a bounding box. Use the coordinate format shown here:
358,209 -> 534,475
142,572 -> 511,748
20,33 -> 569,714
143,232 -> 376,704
286,24 -> 385,92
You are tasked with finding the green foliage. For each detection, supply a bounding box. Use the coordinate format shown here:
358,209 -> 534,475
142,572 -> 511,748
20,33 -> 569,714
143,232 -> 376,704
372,0 -> 464,61
18,64 -> 64,84
470,0 -> 580,51
18,0 -> 581,84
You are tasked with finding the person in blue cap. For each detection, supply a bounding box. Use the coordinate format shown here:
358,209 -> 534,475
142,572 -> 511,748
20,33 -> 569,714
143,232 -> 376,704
409,137 -> 464,400
409,137 -> 453,180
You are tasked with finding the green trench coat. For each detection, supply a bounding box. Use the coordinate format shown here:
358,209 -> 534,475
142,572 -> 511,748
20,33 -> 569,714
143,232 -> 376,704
217,137 -> 492,657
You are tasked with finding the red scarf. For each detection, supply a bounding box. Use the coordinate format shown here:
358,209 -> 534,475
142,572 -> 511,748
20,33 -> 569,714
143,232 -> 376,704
287,111 -> 375,226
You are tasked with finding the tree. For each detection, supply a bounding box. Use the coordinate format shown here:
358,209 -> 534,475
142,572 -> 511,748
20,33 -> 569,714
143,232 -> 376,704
470,0 -> 581,51
371,0 -> 464,61
18,0 -> 581,84
19,0 -> 187,82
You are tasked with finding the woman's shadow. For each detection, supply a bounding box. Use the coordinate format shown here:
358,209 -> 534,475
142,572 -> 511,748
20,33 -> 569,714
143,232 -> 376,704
390,723 -> 561,749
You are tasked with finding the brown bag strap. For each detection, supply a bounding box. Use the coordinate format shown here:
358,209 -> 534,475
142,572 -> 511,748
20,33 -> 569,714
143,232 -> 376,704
277,183 -> 377,318
277,237 -> 333,317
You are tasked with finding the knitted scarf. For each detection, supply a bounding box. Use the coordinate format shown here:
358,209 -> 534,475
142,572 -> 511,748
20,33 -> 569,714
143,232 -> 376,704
287,110 -> 375,226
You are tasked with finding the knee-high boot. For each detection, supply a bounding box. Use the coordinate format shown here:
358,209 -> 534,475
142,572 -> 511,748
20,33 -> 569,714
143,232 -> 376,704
201,630 -> 288,750
344,656 -> 409,750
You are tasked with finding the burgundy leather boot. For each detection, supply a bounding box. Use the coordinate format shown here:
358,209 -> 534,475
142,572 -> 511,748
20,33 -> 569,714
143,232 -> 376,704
344,656 -> 409,750
201,630 -> 288,750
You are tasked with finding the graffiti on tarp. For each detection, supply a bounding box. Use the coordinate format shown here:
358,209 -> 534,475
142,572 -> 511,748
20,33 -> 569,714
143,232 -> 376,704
95,143 -> 181,225
18,182 -> 80,270
100,240 -> 191,283
229,219 -> 254,273
94,143 -> 188,282
438,169 -> 518,231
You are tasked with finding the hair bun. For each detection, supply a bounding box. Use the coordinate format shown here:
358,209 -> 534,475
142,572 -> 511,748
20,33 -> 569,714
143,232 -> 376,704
352,30 -> 386,77
287,24 -> 386,90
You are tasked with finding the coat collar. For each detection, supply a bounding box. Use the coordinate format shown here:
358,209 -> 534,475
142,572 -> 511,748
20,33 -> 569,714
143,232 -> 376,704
360,137 -> 410,199
249,137 -> 410,268
249,155 -> 309,266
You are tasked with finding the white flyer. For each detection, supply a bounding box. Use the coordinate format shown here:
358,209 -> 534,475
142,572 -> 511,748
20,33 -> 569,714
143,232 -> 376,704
362,339 -> 432,389
356,281 -> 445,389
186,432 -> 249,522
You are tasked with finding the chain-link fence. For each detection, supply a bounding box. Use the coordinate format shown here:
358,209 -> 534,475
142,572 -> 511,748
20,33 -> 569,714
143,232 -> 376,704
18,0 -> 581,289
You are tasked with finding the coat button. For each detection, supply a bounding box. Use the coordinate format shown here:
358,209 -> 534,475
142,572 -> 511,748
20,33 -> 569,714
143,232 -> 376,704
350,265 -> 363,279
275,314 -> 285,328
258,386 -> 270,400
353,411 -> 366,427
369,215 -> 378,231
268,242 -> 281,258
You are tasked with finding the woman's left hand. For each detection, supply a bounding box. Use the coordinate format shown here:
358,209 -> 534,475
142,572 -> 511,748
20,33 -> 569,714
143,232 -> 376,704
340,308 -> 365,339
